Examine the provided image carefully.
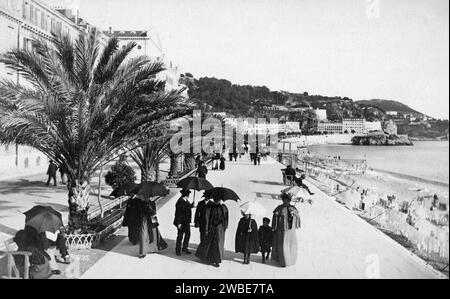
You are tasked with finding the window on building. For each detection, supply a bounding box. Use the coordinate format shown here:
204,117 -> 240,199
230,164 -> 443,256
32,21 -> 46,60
35,7 -> 40,25
23,37 -> 33,51
29,4 -> 34,24
22,1 -> 28,20
24,157 -> 29,168
41,12 -> 46,30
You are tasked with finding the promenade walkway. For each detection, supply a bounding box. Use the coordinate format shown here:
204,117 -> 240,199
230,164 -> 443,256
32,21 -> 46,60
81,156 -> 444,279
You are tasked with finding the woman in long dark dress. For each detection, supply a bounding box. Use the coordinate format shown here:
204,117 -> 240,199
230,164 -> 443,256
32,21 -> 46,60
122,196 -> 141,245
195,199 -> 228,267
272,192 -> 301,267
235,213 -> 259,264
219,155 -> 226,171
137,197 -> 168,258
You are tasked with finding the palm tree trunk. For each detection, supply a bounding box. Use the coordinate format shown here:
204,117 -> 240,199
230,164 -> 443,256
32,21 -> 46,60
155,163 -> 160,182
169,153 -> 179,178
141,166 -> 151,182
67,179 -> 91,233
184,153 -> 195,171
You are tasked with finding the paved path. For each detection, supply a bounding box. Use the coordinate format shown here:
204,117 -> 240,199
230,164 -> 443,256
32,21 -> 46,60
0,172 -> 116,245
81,155 -> 444,279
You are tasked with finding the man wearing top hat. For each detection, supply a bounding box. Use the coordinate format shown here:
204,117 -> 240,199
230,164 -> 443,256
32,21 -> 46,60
174,189 -> 195,256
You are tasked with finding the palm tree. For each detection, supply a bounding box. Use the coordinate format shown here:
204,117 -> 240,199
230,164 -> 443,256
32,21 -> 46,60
129,127 -> 173,182
0,31 -> 186,232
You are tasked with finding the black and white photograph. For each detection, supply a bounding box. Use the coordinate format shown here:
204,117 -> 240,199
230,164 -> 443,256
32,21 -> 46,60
0,0 -> 448,286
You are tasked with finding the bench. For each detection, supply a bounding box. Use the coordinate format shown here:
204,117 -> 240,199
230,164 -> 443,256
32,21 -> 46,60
0,238 -> 31,279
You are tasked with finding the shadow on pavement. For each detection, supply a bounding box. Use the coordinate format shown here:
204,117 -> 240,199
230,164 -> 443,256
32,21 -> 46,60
0,179 -> 67,198
249,180 -> 286,187
255,192 -> 281,200
99,235 -> 280,268
0,200 -> 22,212
0,222 -> 18,236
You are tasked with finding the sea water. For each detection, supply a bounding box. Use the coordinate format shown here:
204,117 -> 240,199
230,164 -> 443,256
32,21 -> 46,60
308,141 -> 449,186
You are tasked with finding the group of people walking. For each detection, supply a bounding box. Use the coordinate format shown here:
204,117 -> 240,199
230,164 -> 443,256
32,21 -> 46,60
45,160 -> 67,186
123,184 -> 302,268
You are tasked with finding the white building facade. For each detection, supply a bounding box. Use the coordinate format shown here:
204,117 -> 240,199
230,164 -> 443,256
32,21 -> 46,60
365,121 -> 382,133
317,122 -> 343,134
104,29 -> 181,92
0,0 -> 98,180
342,118 -> 367,134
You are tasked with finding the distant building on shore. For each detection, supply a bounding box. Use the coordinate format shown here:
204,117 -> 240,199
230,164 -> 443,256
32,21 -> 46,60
384,120 -> 398,135
317,122 -> 344,134
365,121 -> 383,133
386,111 -> 398,117
342,118 -> 367,134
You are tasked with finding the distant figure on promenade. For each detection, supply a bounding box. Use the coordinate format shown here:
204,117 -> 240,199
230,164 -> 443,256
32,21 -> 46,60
195,154 -> 201,168
137,196 -> 168,258
196,161 -> 208,179
256,152 -> 262,166
219,155 -> 226,170
272,192 -> 301,267
195,198 -> 229,268
59,163 -> 67,184
229,152 -> 234,162
258,217 -> 273,264
211,152 -> 220,170
174,190 -> 194,256
194,190 -> 212,244
235,213 -> 259,265
45,160 -> 58,186
123,196 -> 142,245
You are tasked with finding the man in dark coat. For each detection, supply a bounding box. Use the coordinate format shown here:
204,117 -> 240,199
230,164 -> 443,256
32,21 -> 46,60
194,190 -> 212,244
45,161 -> 58,186
195,198 -> 228,268
282,165 -> 296,185
174,189 -> 194,255
59,163 -> 67,184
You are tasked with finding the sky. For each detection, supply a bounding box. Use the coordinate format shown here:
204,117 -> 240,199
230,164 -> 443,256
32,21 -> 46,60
77,0 -> 449,119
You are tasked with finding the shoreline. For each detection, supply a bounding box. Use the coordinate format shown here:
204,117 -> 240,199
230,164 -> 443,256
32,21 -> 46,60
371,168 -> 449,189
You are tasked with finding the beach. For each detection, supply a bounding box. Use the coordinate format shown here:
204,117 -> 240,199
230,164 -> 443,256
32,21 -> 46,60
307,141 -> 449,203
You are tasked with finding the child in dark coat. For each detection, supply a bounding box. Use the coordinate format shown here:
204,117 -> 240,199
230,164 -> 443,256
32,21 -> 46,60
258,217 -> 273,264
235,214 -> 259,265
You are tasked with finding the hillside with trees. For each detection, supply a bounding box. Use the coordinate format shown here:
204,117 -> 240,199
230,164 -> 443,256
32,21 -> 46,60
186,76 -> 386,121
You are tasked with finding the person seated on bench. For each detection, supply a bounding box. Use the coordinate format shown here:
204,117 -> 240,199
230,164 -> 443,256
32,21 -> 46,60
294,173 -> 314,196
41,228 -> 71,275
14,226 -> 52,279
282,165 -> 296,185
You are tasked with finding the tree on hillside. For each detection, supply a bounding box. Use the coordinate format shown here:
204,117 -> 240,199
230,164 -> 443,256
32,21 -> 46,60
0,31 -> 187,232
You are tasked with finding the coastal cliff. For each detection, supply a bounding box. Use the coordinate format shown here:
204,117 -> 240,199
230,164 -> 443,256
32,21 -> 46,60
351,134 -> 413,146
